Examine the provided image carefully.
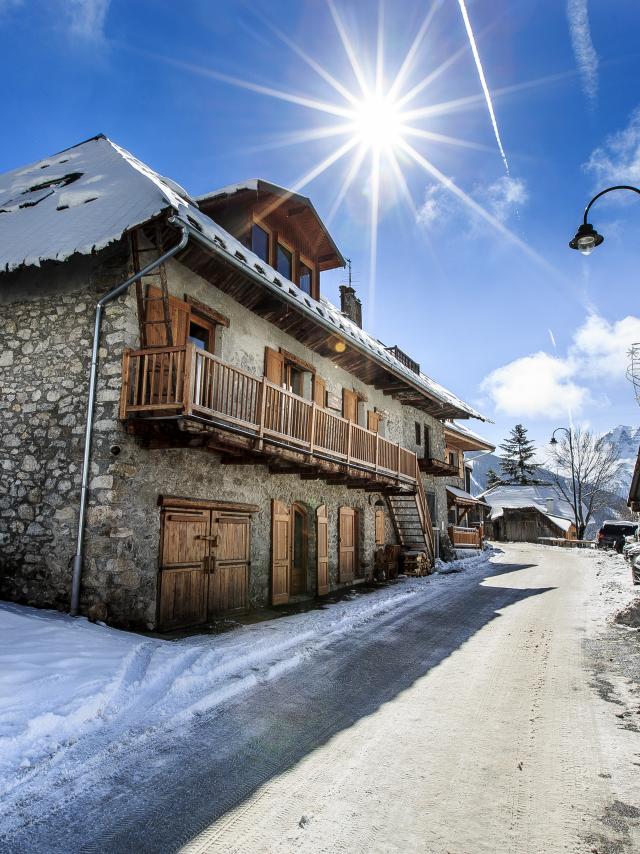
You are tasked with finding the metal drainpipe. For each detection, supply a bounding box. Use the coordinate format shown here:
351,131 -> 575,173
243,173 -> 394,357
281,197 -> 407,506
69,217 -> 189,616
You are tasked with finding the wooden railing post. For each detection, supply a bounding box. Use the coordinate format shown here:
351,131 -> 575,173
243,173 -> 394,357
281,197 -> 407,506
183,342 -> 196,416
119,349 -> 131,420
375,434 -> 379,473
347,421 -> 352,465
258,377 -> 267,438
396,442 -> 401,478
309,403 -> 316,454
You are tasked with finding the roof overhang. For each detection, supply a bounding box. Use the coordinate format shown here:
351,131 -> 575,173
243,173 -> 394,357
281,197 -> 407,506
446,485 -> 489,507
444,422 -> 495,453
197,179 -> 345,272
163,217 -> 484,420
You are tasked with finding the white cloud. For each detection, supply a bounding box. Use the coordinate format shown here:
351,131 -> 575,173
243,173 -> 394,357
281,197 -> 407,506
416,176 -> 526,230
66,0 -> 110,40
480,176 -> 527,223
481,312 -> 640,419
566,0 -> 599,105
572,313 -> 640,379
585,107 -> 640,188
481,351 -> 588,418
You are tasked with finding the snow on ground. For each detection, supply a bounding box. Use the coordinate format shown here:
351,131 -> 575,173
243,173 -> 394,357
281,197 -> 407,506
0,548 -> 494,818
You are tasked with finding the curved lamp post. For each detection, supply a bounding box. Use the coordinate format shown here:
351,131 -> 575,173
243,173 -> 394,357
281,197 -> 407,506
549,428 -> 580,539
569,184 -> 640,255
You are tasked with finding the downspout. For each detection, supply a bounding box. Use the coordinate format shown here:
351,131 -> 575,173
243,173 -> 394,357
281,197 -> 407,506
70,217 -> 189,616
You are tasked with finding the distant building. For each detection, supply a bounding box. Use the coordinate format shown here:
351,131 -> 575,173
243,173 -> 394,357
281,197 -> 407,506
481,484 -> 577,543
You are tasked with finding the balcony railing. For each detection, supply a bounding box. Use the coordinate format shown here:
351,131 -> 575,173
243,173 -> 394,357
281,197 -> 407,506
448,524 -> 483,549
120,344 -> 420,485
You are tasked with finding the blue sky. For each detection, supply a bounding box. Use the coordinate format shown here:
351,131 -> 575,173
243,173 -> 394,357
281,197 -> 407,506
2,0 -> 639,456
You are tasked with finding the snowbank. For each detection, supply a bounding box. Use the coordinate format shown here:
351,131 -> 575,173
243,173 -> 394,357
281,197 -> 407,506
0,556 -> 501,813
436,545 -> 498,574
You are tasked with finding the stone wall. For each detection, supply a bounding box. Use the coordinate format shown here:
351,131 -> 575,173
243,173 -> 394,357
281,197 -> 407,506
1,241 -> 457,629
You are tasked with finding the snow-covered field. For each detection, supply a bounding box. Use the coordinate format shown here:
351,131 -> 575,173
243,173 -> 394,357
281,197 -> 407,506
0,550 -> 493,827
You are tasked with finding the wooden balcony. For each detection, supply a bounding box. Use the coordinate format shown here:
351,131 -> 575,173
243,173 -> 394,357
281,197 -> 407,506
419,456 -> 459,477
119,344 -> 421,490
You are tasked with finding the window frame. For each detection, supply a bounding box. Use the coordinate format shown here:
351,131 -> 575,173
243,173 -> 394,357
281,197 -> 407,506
276,238 -> 294,281
250,220 -> 271,263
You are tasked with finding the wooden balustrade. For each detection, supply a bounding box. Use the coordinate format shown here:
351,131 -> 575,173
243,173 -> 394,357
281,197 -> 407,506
448,525 -> 482,549
120,343 -> 421,486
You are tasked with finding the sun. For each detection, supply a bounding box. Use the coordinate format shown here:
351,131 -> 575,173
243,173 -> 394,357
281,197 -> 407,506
350,92 -> 405,151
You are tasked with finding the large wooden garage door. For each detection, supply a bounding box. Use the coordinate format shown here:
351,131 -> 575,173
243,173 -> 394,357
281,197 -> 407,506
158,500 -> 255,631
339,506 -> 357,583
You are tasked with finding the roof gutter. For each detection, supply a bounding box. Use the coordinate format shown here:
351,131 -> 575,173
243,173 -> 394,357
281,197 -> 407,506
171,217 -> 475,419
70,216 -> 189,616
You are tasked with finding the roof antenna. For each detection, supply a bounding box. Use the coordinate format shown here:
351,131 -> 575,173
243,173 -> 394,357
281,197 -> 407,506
345,257 -> 352,288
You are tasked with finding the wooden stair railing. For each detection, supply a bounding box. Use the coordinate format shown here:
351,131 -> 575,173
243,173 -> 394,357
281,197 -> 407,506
413,458 -> 435,563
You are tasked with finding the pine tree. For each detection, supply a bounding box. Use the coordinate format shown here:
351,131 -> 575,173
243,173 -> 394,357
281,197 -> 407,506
498,424 -> 542,485
486,468 -> 501,488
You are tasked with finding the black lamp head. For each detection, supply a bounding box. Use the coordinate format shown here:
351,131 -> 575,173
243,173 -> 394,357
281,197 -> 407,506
549,436 -> 558,446
569,222 -> 604,255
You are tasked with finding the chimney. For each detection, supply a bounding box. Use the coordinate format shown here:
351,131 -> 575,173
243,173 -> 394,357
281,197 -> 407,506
339,285 -> 362,328
545,497 -> 554,514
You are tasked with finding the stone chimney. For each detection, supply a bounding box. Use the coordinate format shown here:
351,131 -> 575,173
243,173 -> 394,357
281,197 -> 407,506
339,285 -> 362,328
545,497 -> 555,514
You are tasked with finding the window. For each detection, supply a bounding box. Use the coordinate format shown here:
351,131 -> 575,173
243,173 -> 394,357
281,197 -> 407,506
426,490 -> 436,523
251,223 -> 269,262
448,450 -> 458,468
299,261 -> 312,295
188,318 -> 215,353
284,362 -> 305,397
276,243 -> 292,279
424,425 -> 431,458
465,467 -> 472,493
415,421 -> 421,445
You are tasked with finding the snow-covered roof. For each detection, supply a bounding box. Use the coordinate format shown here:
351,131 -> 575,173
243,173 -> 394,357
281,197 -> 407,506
0,135 -> 195,273
446,485 -> 489,506
0,135 -> 487,422
444,420 -> 495,451
480,484 -> 579,524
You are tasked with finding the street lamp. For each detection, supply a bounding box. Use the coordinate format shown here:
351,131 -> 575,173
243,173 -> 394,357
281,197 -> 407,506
569,184 -> 640,255
549,427 -> 580,540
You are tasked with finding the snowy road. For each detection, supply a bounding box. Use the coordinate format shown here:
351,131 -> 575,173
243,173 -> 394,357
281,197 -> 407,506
4,543 -> 640,853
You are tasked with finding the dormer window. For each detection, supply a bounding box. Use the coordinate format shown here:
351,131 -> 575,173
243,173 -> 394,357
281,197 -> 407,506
299,261 -> 312,296
251,222 -> 269,262
276,242 -> 292,280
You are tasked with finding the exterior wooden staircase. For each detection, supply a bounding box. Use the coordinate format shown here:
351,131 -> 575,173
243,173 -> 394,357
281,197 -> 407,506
387,461 -> 436,568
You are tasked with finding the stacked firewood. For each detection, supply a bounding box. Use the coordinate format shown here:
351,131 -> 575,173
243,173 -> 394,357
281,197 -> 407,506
403,550 -> 430,577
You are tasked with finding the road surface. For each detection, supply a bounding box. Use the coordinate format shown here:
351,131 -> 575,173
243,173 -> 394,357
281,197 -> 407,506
6,543 -> 640,853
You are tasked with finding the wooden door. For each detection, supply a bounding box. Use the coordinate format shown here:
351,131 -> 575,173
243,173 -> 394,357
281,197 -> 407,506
339,506 -> 356,582
313,376 -> 326,408
158,508 -> 210,630
264,346 -> 284,385
208,514 -> 250,615
316,504 -> 329,596
342,388 -> 358,423
272,499 -> 291,605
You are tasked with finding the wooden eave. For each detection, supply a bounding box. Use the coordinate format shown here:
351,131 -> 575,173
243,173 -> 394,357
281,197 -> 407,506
444,428 -> 495,453
154,219 -> 474,420
419,457 -> 459,476
197,185 -> 344,272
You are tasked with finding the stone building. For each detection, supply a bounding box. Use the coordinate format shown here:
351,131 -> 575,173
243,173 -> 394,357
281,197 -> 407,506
0,135 -> 491,630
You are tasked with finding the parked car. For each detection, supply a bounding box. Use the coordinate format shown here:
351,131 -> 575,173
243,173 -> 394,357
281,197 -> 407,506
631,553 -> 640,585
623,537 -> 640,561
597,521 -> 639,553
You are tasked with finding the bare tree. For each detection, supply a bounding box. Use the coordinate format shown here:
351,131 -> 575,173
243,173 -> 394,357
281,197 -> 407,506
547,428 -> 623,539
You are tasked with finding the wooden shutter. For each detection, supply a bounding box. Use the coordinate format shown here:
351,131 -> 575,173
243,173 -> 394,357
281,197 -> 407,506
145,286 -> 190,347
271,499 -> 291,605
342,388 -> 358,423
375,508 -> 385,546
313,376 -> 326,408
316,504 -> 329,596
264,346 -> 284,385
367,411 -> 381,432
338,506 -> 356,582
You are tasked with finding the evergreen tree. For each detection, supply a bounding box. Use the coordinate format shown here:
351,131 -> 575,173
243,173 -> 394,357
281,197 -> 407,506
486,468 -> 501,488
498,424 -> 542,485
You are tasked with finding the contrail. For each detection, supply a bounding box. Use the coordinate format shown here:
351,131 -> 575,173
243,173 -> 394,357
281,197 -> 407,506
457,0 -> 510,176
548,328 -> 557,349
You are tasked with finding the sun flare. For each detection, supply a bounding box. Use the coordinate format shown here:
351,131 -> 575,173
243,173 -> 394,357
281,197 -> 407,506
350,92 -> 405,151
